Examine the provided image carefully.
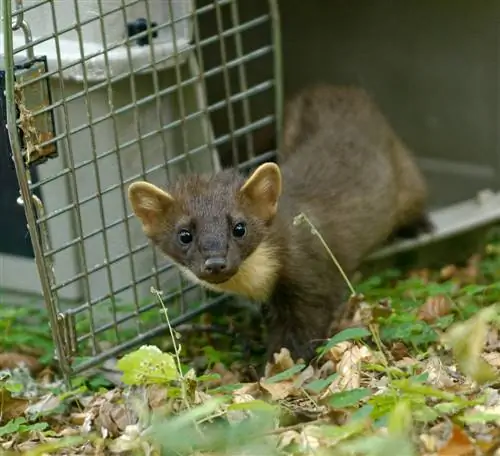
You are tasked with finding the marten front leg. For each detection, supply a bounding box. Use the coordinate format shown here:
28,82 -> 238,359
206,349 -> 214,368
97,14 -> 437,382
393,213 -> 434,240
263,284 -> 348,365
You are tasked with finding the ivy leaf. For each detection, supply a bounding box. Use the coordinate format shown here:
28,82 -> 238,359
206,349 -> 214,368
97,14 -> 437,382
329,388 -> 372,409
117,345 -> 179,386
0,417 -> 26,437
265,364 -> 305,383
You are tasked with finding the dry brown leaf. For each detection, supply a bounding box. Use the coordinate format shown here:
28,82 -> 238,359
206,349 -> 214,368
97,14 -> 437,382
145,384 -> 169,410
437,425 -> 476,456
322,345 -> 373,397
408,268 -> 430,283
278,430 -> 301,451
69,412 -> 87,426
0,389 -> 29,424
233,382 -> 261,399
264,348 -> 296,379
96,400 -> 137,438
420,432 -> 440,453
463,254 -> 481,282
483,351 -> 500,369
36,367 -> 56,385
394,356 -> 419,369
486,328 -> 499,350
0,352 -> 42,375
390,342 -> 410,361
260,380 -> 297,401
318,360 -> 336,378
440,264 -> 458,281
25,393 -> 61,417
260,365 -> 315,401
418,295 -> 452,323
325,341 -> 353,363
208,362 -> 240,387
423,356 -> 456,389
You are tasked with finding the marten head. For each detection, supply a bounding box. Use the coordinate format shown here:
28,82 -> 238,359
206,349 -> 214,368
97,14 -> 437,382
128,163 -> 283,301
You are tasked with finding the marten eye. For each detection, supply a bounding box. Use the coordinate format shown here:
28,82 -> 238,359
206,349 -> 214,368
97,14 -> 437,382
232,222 -> 247,238
178,229 -> 193,245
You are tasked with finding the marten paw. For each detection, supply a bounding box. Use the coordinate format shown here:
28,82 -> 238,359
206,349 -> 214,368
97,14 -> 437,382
389,213 -> 435,242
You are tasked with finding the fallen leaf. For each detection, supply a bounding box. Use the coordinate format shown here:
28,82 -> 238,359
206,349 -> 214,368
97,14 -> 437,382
483,352 -> 500,369
278,430 -> 301,450
264,348 -> 296,378
417,295 -> 452,323
390,342 -> 410,361
437,425 -> 476,456
260,380 -> 296,401
423,356 -> 456,389
96,400 -> 137,438
0,389 -> 29,424
440,264 -> 458,281
145,384 -> 169,410
25,393 -> 62,417
322,345 -> 373,397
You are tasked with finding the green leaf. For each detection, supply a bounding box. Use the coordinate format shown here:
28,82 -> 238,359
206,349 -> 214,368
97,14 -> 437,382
412,406 -> 439,423
306,373 -> 339,393
117,345 -> 179,386
339,434 -> 417,456
265,364 -> 305,383
197,373 -> 221,383
319,327 -> 371,355
350,404 -> 374,422
459,411 -> 500,424
0,417 -> 26,437
20,421 -> 49,433
442,304 -> 499,385
460,284 -> 488,296
329,388 -> 372,409
388,401 -> 412,436
408,372 -> 429,383
433,402 -> 464,415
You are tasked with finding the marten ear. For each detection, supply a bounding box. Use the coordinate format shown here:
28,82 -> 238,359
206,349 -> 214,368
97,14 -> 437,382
239,162 -> 282,220
128,182 -> 175,236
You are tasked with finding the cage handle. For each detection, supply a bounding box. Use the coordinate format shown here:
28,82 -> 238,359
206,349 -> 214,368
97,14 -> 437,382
10,0 -> 34,59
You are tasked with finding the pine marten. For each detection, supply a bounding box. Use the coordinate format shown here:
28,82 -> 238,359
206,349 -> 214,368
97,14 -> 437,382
128,84 -> 431,364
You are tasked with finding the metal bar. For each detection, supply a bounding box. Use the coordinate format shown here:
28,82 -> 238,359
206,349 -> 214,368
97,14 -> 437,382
142,0 -> 174,297
230,0 -> 254,160
61,0 -> 98,356
1,0 -> 71,381
269,0 -> 284,152
214,0 -> 239,166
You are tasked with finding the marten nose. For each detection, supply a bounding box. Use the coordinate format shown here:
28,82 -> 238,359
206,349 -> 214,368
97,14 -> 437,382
203,257 -> 227,274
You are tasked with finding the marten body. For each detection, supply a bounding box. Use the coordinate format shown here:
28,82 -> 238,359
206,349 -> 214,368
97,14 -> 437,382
128,85 -> 430,363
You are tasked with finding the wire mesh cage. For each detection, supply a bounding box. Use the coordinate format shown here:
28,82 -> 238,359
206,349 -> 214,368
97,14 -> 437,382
1,0 -> 282,382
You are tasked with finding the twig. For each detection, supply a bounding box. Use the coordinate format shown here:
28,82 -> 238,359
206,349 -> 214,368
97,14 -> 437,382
293,213 -> 356,296
151,287 -> 190,410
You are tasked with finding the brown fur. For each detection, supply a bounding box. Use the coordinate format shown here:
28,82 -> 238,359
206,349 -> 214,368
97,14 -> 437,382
128,84 -> 431,364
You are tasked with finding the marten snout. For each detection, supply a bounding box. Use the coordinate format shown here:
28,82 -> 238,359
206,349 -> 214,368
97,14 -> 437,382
198,261 -> 238,283
203,257 -> 227,273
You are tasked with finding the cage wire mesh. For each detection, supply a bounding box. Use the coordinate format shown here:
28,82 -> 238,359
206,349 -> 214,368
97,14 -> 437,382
1,0 -> 282,382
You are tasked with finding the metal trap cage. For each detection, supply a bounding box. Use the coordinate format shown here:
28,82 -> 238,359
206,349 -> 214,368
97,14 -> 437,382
1,0 -> 282,382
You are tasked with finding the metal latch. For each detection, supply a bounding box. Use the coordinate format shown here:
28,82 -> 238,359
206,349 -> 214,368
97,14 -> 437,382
0,1 -> 57,167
